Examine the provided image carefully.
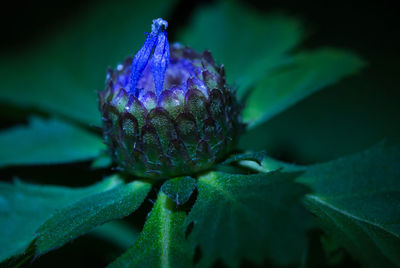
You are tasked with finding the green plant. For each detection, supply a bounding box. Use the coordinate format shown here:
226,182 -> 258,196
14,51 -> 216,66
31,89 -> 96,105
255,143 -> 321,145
0,1 -> 399,268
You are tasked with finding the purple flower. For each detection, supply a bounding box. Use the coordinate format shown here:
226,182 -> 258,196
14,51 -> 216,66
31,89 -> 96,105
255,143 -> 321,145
98,18 -> 243,180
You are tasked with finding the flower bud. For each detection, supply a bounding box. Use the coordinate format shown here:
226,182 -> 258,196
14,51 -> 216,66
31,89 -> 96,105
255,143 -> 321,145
99,18 -> 243,179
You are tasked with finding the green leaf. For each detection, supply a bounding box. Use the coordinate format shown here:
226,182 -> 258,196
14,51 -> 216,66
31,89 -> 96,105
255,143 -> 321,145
243,48 -> 365,129
0,117 -> 105,168
239,156 -> 306,173
0,0 -> 177,125
0,176 -> 122,263
187,171 -> 311,267
35,180 -> 151,256
222,151 -> 266,165
108,192 -> 192,268
297,144 -> 400,267
179,1 -> 303,94
91,154 -> 112,169
90,221 -> 140,250
161,176 -> 197,205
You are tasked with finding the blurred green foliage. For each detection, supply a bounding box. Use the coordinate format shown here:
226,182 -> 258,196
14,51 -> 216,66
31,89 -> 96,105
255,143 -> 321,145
0,117 -> 104,167
0,176 -> 121,263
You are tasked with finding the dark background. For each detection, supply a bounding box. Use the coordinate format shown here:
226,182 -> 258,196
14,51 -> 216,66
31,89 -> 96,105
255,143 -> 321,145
0,0 -> 398,267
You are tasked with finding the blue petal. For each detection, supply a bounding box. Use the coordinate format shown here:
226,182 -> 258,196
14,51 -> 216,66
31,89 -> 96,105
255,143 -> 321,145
130,33 -> 157,96
129,18 -> 170,97
152,31 -> 169,97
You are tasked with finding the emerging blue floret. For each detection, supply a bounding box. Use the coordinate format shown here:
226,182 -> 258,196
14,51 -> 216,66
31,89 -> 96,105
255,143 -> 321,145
130,18 -> 169,98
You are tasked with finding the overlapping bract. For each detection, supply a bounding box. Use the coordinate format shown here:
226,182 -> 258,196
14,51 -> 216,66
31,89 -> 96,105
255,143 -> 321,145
99,44 -> 243,179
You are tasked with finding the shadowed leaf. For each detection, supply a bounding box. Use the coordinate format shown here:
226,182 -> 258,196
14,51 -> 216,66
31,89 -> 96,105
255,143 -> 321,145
243,48 -> 365,129
90,221 -> 140,250
0,176 -> 122,263
35,180 -> 151,256
187,171 -> 311,267
0,117 -> 105,168
298,144 -> 400,267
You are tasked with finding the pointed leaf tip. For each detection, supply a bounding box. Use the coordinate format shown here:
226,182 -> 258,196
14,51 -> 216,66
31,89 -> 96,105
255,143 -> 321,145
161,176 -> 197,205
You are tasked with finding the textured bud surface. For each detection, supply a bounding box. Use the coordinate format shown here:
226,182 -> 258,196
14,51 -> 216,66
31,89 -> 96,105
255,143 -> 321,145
99,18 -> 243,180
